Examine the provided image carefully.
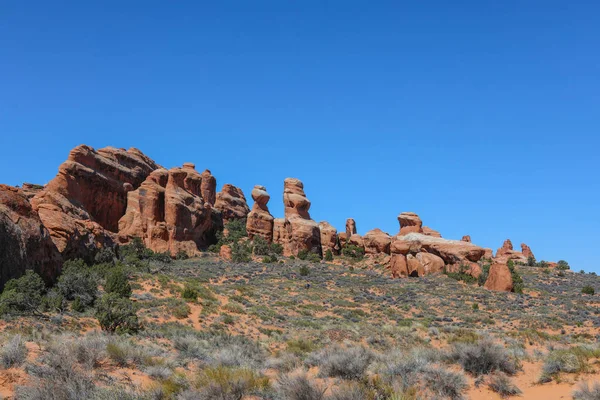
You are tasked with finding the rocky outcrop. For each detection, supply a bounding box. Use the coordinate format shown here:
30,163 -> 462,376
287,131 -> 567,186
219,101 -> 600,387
215,184 -> 250,223
495,239 -> 526,264
273,178 -> 321,256
246,185 -> 274,242
423,226 -> 442,238
200,169 -> 217,206
20,183 -> 44,199
348,234 -> 364,248
521,243 -> 535,260
461,235 -> 471,242
31,145 -> 159,261
118,165 -> 222,255
398,212 -> 423,235
484,263 -> 514,292
363,228 -> 391,254
389,254 -> 408,278
345,218 -> 357,238
319,221 -> 339,255
393,233 -> 485,266
0,185 -> 62,290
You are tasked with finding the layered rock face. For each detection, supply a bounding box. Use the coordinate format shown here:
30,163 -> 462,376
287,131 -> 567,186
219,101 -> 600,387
246,185 -> 274,242
363,228 -> 391,254
0,185 -> 62,290
423,226 -> 442,238
31,145 -> 159,260
215,184 -> 250,223
273,178 -> 321,256
118,165 -> 222,255
398,212 -> 423,235
319,221 -> 339,255
200,169 -> 217,206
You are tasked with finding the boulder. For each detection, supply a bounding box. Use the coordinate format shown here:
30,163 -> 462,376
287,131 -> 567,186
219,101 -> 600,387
246,185 -> 274,242
389,254 -> 408,278
215,184 -> 250,223
345,218 -> 357,237
338,232 -> 348,244
484,263 -> 514,292
0,185 -> 62,290
319,221 -> 339,255
31,145 -> 159,261
393,233 -> 485,265
416,253 -> 445,275
406,254 -> 424,277
423,226 -> 442,238
118,166 -> 222,255
348,234 -> 364,248
461,235 -> 471,242
363,228 -> 391,254
398,212 -> 423,235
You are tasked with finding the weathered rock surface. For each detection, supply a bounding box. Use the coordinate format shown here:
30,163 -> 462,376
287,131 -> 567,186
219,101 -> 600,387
319,221 -> 339,255
0,185 -> 62,290
273,178 -> 321,256
20,183 -> 44,199
118,165 -> 222,255
393,233 -> 485,265
389,254 -> 408,278
200,170 -> 217,206
495,239 -> 526,264
215,184 -> 250,223
345,218 -> 357,238
521,243 -> 535,260
31,145 -> 159,260
461,235 -> 471,242
484,263 -> 514,292
246,185 -> 274,242
398,212 -> 423,235
422,226 -> 442,238
363,228 -> 391,254
348,234 -> 364,248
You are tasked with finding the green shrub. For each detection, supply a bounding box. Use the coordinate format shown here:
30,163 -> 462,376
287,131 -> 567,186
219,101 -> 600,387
262,255 -> 278,263
307,253 -> 321,263
231,242 -> 251,263
71,297 -> 85,312
94,247 -> 116,265
297,249 -> 309,260
582,286 -> 595,295
175,250 -> 189,260
299,265 -> 310,276
557,260 -> 570,270
507,260 -> 524,294
95,293 -> 140,334
57,259 -> 99,308
216,219 -> 248,246
270,243 -> 284,255
104,267 -> 132,298
527,256 -> 536,267
182,285 -> 199,302
536,260 -> 549,268
342,245 -> 364,260
472,303 -> 479,311
445,264 -> 477,284
252,236 -> 270,256
478,263 -> 491,286
324,250 -> 333,262
0,270 -> 46,316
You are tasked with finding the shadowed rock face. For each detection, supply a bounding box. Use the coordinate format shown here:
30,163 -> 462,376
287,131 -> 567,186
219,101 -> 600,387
215,184 -> 250,224
0,185 -> 62,291
31,145 -> 159,261
521,243 -> 535,260
319,221 -> 339,255
345,218 -> 357,238
246,185 -> 274,242
118,166 -> 222,255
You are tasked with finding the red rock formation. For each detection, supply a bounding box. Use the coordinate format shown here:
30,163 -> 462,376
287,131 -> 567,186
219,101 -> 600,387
118,165 -> 222,255
246,185 -> 274,242
31,145 -> 159,260
215,184 -> 250,224
20,183 -> 44,199
484,263 -> 514,292
389,254 -> 408,278
423,226 -> 442,238
273,178 -> 321,256
495,238 -> 526,264
0,185 -> 62,290
219,244 -> 232,261
345,218 -> 357,238
319,221 -> 339,255
337,232 -> 348,244
394,233 -> 485,265
398,212 -> 423,235
461,235 -> 471,242
363,228 -> 391,254
521,243 -> 535,260
348,234 -> 364,248
483,248 -> 494,259
200,170 -> 217,206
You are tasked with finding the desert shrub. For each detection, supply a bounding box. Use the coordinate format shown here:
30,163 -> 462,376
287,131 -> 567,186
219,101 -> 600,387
539,347 -> 598,382
307,253 -> 321,263
231,242 -> 251,263
41,288 -> 66,313
182,285 -> 199,302
297,249 -> 309,260
582,286 -> 595,295
215,219 -> 248,248
270,243 -> 284,255
573,381 -> 600,400
446,264 -> 477,284
557,260 -> 570,270
252,236 -> 270,256
104,267 -> 132,298
422,366 -> 468,400
527,256 -> 536,267
173,302 -> 191,319
74,333 -> 108,370
0,270 -> 46,316
262,255 -> 278,263
175,250 -> 189,260
488,372 -> 522,397
299,265 -> 310,276
1,335 -> 28,368
191,366 -> 270,399
450,340 -> 518,376
277,373 -> 326,400
342,245 -> 364,260
536,260 -> 549,268
57,259 -> 99,308
307,344 -> 374,380
95,293 -> 140,334
94,247 -> 116,265
118,237 -> 148,261
478,263 -> 491,286
324,249 -> 333,261
507,261 -> 524,294
286,338 -> 316,356
328,383 -> 370,400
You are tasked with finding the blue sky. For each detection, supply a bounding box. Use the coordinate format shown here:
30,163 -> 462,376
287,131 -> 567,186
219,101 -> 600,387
1,1 -> 598,271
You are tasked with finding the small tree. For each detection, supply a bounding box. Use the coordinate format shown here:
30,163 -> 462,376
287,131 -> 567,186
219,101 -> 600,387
557,260 -> 570,271
57,259 -> 99,308
0,271 -> 46,316
324,250 -> 333,262
104,267 -> 132,298
94,247 -> 116,265
96,293 -> 140,334
582,286 -> 595,295
252,236 -> 270,256
231,241 -> 251,263
527,256 -> 536,267
507,260 -> 524,294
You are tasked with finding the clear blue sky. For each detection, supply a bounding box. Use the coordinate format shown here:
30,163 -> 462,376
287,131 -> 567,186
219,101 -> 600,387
1,2 -> 598,271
